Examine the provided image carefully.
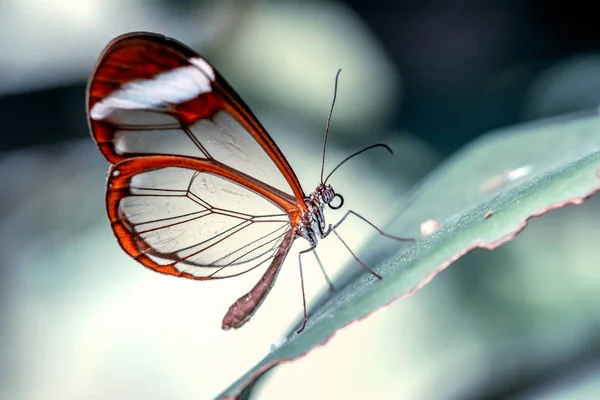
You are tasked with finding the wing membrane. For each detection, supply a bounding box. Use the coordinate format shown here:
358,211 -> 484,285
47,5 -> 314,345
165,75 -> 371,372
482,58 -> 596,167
87,32 -> 305,201
108,156 -> 297,279
88,32 -> 308,283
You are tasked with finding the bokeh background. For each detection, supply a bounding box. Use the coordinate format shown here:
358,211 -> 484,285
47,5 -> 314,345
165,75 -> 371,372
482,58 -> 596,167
2,1 -> 600,399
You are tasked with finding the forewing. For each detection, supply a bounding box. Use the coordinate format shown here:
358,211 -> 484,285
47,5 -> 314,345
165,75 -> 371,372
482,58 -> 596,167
87,32 -> 305,202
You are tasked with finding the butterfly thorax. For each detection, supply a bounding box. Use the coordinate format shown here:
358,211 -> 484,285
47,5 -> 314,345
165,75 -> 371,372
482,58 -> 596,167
296,184 -> 336,247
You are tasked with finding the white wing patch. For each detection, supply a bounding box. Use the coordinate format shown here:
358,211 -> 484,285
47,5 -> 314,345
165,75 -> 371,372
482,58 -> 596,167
90,57 -> 215,121
189,57 -> 215,80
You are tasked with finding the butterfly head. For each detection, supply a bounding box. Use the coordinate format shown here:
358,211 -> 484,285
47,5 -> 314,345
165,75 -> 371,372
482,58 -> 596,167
316,183 -> 344,210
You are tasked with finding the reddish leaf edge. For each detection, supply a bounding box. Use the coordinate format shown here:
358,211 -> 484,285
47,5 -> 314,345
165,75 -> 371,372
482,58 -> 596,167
218,167 -> 600,400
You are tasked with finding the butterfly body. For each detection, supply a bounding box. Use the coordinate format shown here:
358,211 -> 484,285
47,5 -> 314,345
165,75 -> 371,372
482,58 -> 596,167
298,184 -> 337,246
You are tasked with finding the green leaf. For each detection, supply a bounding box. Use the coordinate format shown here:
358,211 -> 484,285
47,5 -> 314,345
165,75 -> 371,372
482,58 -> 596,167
217,111 -> 600,399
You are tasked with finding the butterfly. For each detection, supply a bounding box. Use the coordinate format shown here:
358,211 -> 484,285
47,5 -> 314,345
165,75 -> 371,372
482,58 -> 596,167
87,32 -> 412,333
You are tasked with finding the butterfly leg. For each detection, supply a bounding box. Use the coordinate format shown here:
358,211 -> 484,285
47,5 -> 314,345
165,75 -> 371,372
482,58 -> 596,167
329,229 -> 382,280
296,246 -> 317,334
320,210 -> 414,280
313,249 -> 336,292
329,210 -> 414,242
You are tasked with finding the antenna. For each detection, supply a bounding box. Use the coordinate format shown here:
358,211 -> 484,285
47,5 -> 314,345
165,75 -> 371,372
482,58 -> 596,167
320,69 -> 342,184
324,144 -> 393,184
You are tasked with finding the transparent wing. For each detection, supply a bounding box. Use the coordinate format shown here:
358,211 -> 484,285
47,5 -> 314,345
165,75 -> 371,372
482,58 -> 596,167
87,32 -> 306,203
87,32 -> 306,280
108,156 -> 296,279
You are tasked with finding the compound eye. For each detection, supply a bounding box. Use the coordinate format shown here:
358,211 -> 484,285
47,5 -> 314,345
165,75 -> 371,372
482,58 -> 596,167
328,193 -> 344,210
324,190 -> 334,203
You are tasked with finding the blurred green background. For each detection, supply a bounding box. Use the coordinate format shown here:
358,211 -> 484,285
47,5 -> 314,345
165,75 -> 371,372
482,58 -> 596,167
1,1 -> 599,399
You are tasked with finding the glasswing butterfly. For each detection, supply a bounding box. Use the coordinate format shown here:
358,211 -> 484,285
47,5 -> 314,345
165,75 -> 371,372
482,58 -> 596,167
87,32 -> 412,333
